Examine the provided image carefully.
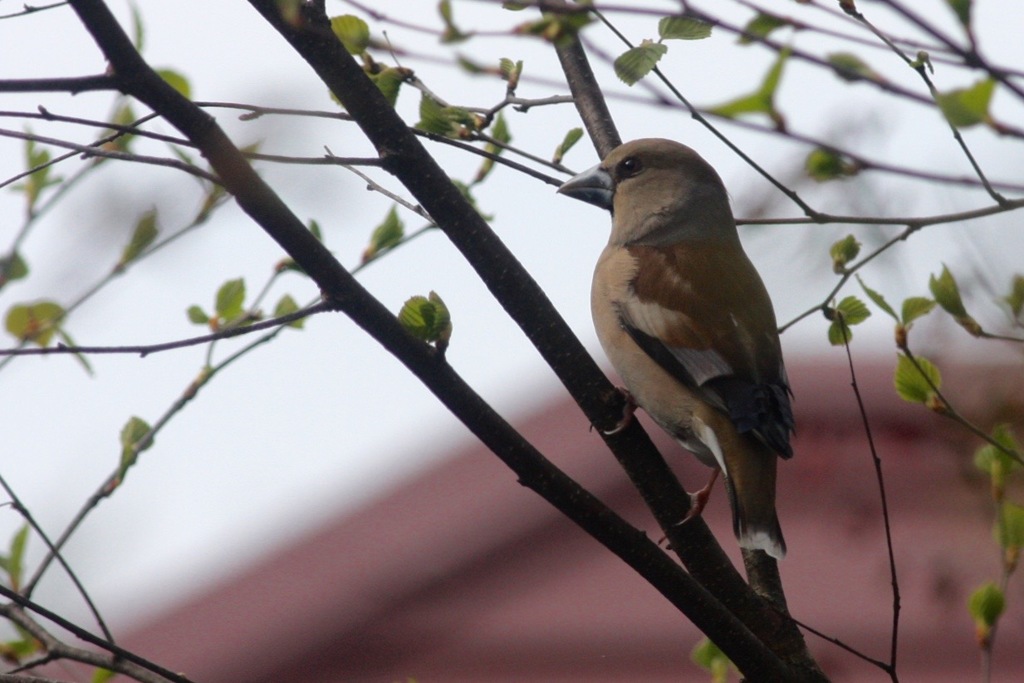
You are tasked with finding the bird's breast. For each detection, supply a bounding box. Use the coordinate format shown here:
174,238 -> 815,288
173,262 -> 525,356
591,245 -> 704,443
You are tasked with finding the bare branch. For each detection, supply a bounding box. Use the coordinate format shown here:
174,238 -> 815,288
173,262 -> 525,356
0,302 -> 328,359
0,74 -> 112,92
0,127 -> 220,183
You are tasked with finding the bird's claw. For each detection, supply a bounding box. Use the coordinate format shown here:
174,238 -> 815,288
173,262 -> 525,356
675,469 -> 720,526
601,387 -> 637,435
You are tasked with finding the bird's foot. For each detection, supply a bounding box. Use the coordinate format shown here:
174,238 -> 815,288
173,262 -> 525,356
677,469 -> 720,525
601,387 -> 637,435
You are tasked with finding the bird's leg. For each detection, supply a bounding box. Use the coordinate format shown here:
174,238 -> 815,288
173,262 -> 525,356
658,469 -> 720,547
601,387 -> 637,435
679,468 -> 720,524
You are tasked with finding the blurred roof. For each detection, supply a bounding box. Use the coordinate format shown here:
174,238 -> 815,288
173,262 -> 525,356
121,358 -> 1024,682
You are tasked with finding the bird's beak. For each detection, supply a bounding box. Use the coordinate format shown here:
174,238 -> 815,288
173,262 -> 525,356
557,164 -> 613,210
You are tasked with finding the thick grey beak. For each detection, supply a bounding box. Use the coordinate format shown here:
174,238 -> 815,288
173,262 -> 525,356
557,163 -> 613,210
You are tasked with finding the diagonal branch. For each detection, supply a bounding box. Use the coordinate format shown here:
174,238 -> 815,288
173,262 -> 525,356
242,1 -> 816,673
62,0 -> 801,679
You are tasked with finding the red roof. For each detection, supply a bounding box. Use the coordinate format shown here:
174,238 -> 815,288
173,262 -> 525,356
122,359 -> 1024,681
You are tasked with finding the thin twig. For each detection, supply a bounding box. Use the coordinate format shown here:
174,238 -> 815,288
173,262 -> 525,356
900,347 -> 1023,466
788,610 -> 894,673
840,3 -> 1007,204
0,303 -> 327,358
0,127 -> 220,183
0,592 -> 192,683
0,475 -> 114,643
838,321 -> 901,682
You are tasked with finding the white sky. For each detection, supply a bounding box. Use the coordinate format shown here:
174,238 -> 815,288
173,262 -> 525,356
1,0 -> 1022,632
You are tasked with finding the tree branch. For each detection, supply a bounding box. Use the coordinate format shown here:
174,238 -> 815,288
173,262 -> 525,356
63,0 -> 800,678
0,74 -> 115,93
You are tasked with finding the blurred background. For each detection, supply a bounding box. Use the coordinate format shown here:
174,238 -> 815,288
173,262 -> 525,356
1,1 -> 1022,680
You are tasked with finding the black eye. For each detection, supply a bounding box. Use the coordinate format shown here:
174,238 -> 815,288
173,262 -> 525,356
618,156 -> 642,178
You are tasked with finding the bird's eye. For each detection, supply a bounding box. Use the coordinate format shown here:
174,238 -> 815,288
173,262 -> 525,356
618,157 -> 642,178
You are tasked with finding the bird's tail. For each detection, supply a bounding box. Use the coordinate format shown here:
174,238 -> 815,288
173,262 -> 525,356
722,437 -> 786,560
691,410 -> 787,560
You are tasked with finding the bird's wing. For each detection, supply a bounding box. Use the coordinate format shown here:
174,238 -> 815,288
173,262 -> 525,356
619,242 -> 794,458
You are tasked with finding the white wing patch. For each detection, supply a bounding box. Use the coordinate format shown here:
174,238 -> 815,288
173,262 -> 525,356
690,416 -> 726,474
618,298 -> 732,386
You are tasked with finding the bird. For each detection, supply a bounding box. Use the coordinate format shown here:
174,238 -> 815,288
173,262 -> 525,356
558,138 -> 794,560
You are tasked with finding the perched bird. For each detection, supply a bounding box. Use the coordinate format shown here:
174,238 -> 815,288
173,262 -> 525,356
558,138 -> 794,560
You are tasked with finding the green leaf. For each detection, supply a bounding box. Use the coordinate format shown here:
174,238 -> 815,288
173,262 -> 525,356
857,276 -> 898,321
330,14 -> 370,55
893,353 -> 941,404
14,136 -> 63,212
104,102 -> 138,154
691,637 -> 732,683
1002,274 -> 1024,319
0,251 -> 29,285
968,582 -> 1004,629
0,634 -> 40,661
414,94 -> 477,137
398,291 -> 453,349
490,111 -> 511,145
513,13 -> 593,45
56,326 -> 93,376
195,179 -> 228,224
936,78 -> 995,128
370,66 -> 407,107
92,668 -> 117,683
498,58 -> 524,90
929,265 -> 967,317
119,209 -> 158,267
974,424 -> 1022,488
456,55 -> 488,74
658,16 -> 712,40
274,294 -> 305,329
553,128 -> 583,165
614,40 -> 667,86
187,305 -> 209,325
119,416 -> 153,480
415,95 -> 448,135
806,147 -> 858,182
708,48 -> 789,125
475,112 -> 512,183
308,219 -> 323,242
901,297 -> 936,325
827,321 -> 850,346
739,13 -> 789,44
156,68 -> 191,99
438,0 -> 470,43
362,205 -> 405,262
945,0 -> 972,28
827,52 -> 881,82
0,525 -> 29,591
215,278 -> 246,321
829,235 -> 861,273
929,265 -> 982,335
5,300 -> 65,347
997,502 -> 1024,551
828,296 -> 871,345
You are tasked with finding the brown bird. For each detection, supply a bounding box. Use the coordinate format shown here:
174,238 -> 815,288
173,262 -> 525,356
558,138 -> 794,559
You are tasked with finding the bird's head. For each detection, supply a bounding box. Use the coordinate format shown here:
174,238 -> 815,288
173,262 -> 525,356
558,138 -> 736,247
